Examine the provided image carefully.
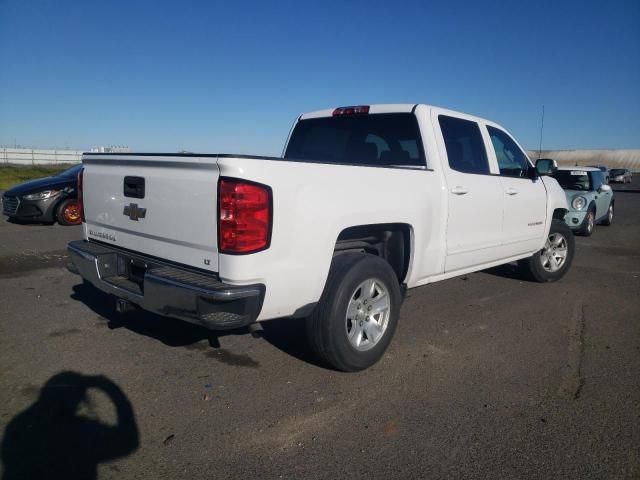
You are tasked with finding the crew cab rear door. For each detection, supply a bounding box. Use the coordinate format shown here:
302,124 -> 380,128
81,155 -> 220,272
434,111 -> 504,272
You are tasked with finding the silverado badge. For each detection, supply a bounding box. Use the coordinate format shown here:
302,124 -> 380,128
123,203 -> 147,221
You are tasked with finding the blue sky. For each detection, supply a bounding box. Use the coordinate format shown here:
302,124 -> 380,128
0,0 -> 638,154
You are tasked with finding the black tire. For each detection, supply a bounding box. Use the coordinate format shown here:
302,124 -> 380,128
56,198 -> 82,226
578,206 -> 595,237
518,219 -> 575,283
600,202 -> 614,226
306,253 -> 402,372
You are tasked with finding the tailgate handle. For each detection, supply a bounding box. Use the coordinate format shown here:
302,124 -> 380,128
124,176 -> 145,199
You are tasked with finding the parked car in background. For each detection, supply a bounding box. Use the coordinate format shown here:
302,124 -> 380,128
553,166 -> 614,236
2,164 -> 82,226
587,165 -> 610,183
609,168 -> 632,183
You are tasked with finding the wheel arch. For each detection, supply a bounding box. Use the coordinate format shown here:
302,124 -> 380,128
52,193 -> 76,219
53,197 -> 67,221
333,223 -> 413,284
552,208 -> 568,220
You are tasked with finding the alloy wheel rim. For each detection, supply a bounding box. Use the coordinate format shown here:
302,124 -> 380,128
540,233 -> 568,273
608,206 -> 613,222
63,203 -> 81,223
587,213 -> 594,232
345,278 -> 390,351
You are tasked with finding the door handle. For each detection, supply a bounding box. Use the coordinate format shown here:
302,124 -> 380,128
505,187 -> 519,196
451,186 -> 469,195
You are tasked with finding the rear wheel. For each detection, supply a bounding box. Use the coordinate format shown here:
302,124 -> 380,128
519,219 -> 574,283
56,199 -> 82,226
601,202 -> 614,226
306,253 -> 402,372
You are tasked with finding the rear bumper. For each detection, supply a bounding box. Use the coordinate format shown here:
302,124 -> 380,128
67,240 -> 264,330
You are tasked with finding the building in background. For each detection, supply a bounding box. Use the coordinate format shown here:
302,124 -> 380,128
90,146 -> 130,153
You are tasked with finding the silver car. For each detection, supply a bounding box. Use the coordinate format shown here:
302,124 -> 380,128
609,168 -> 633,184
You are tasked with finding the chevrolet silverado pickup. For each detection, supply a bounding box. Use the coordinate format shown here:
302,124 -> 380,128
68,104 -> 573,371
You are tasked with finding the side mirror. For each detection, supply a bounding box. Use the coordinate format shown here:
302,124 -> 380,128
535,158 -> 558,176
599,184 -> 612,193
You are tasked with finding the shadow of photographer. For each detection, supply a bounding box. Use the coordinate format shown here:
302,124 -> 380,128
1,371 -> 139,480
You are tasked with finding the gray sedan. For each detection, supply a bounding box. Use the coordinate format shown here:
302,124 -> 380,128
609,168 -> 633,184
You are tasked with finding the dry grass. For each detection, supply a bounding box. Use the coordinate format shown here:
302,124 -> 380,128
0,164 -> 72,190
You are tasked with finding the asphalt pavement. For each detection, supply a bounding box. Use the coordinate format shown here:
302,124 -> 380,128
0,192 -> 638,479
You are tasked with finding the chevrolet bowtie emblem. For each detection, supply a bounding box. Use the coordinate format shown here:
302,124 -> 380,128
123,203 -> 147,221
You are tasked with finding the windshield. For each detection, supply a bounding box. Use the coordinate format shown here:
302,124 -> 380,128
284,113 -> 426,167
610,169 -> 625,175
553,170 -> 592,191
58,164 -> 82,178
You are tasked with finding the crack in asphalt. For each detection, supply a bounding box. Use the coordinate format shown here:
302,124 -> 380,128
573,304 -> 587,400
559,299 -> 587,401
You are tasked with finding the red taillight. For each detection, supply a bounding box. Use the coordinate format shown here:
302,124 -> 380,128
332,105 -> 370,116
218,178 -> 271,254
77,167 -> 85,222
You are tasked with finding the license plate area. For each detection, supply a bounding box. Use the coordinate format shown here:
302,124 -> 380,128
97,253 -> 149,296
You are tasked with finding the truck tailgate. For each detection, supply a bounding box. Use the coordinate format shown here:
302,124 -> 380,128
82,155 -> 220,271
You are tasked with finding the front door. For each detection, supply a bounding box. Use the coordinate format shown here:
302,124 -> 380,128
591,171 -> 612,220
485,126 -> 547,255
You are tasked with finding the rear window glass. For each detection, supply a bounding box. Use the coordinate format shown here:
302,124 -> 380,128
284,113 -> 426,167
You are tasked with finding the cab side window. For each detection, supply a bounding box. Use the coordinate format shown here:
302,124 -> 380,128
591,171 -> 603,191
487,126 -> 531,178
439,115 -> 490,175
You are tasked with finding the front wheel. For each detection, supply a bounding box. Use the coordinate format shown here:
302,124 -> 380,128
306,253 -> 402,372
519,219 -> 575,282
56,199 -> 82,226
578,208 -> 595,237
601,203 -> 614,226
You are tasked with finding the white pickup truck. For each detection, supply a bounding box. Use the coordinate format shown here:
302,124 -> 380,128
68,104 -> 573,371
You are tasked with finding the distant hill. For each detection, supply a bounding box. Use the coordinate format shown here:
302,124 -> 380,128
526,149 -> 640,172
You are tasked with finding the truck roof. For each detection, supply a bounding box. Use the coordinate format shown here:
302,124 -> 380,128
299,103 -> 493,124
